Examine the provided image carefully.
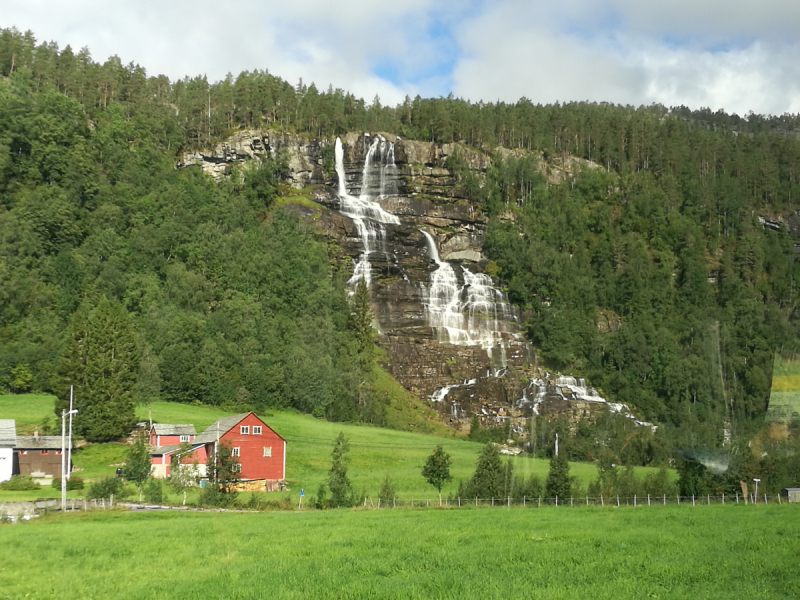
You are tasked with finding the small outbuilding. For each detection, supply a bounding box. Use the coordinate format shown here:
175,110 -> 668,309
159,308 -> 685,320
14,434 -> 66,478
780,487 -> 800,503
0,419 -> 15,482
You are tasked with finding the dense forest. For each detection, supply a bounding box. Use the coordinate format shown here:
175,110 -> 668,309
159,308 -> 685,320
1,27 -> 799,455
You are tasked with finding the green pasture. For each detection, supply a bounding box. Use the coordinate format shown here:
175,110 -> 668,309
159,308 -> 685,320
1,505 -> 797,599
1,395 -> 669,503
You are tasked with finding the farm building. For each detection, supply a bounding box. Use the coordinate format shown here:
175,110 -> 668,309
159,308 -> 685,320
149,412 -> 285,490
15,434 -> 66,478
149,424 -> 196,447
781,488 -> 800,503
0,419 -> 15,482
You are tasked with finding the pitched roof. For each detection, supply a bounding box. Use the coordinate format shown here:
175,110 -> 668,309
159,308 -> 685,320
15,435 -> 63,450
192,413 -> 251,445
151,424 -> 196,436
0,420 -> 16,446
149,444 -> 183,456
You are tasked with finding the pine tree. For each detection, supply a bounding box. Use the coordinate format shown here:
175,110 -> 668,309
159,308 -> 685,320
421,444 -> 452,504
54,296 -> 139,442
466,443 -> 503,500
545,453 -> 572,503
327,432 -> 354,507
349,277 -> 374,355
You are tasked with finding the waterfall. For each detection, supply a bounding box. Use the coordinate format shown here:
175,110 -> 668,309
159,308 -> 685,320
421,229 -> 520,362
335,137 -> 399,288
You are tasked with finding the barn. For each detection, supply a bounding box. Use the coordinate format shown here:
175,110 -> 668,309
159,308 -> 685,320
150,412 -> 285,490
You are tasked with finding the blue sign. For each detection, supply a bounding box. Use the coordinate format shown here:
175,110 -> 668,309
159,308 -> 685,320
300,489 -> 304,496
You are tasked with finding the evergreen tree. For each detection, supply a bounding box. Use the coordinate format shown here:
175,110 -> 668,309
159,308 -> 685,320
349,277 -> 375,356
421,444 -> 452,504
545,453 -> 572,503
327,432 -> 354,507
465,443 -> 504,500
54,296 -> 139,442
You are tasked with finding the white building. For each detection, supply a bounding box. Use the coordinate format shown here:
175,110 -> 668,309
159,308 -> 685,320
0,419 -> 16,482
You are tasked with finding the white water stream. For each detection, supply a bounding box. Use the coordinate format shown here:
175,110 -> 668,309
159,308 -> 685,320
420,229 -> 520,361
335,136 -> 399,288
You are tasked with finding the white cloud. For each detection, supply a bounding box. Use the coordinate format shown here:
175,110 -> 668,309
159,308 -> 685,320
451,0 -> 800,115
4,0 -> 800,115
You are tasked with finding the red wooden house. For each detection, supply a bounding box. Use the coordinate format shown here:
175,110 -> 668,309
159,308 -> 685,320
149,424 -> 196,447
150,412 -> 286,490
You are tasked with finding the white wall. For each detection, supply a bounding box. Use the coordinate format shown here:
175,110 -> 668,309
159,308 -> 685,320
0,448 -> 13,482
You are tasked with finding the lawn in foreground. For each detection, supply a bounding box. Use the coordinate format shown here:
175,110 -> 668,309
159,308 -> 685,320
1,505 -> 797,599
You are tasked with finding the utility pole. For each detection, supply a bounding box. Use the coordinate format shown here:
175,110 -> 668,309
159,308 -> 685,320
555,433 -> 559,458
61,408 -> 78,512
67,386 -> 74,480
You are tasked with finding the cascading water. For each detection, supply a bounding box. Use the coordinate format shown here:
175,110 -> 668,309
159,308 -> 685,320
334,136 -> 399,288
420,229 -> 521,364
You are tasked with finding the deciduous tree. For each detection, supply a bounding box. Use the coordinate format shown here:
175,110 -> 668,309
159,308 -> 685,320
421,444 -> 452,504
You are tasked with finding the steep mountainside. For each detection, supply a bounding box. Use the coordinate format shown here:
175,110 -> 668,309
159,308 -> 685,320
178,131 -> 658,437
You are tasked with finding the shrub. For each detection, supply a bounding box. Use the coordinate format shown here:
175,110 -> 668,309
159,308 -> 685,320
51,476 -> 85,491
143,478 -> 164,503
0,475 -> 41,491
87,476 -> 124,499
199,483 -> 237,508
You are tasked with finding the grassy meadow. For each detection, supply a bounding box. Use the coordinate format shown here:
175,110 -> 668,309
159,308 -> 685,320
1,505 -> 798,599
0,394 -> 671,504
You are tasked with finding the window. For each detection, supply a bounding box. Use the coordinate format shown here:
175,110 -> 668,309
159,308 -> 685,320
253,426 -> 262,435
19,450 -> 27,455
40,450 -> 49,455
55,450 -> 62,456
180,435 -> 190,442
231,447 -> 240,457
240,426 -> 249,435
232,463 -> 241,472
263,447 -> 272,457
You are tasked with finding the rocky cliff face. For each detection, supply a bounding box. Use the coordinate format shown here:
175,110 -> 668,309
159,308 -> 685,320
179,131 -> 651,436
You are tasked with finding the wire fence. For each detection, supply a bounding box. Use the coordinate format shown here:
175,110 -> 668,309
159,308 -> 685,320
360,493 -> 795,509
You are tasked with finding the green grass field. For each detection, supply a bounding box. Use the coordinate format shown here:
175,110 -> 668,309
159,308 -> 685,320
0,505 -> 797,599
1,395 -> 669,503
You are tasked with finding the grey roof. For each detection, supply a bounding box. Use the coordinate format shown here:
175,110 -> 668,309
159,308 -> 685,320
15,435 -> 64,450
0,420 -> 16,446
151,424 -> 196,436
149,444 -> 183,456
192,413 -> 250,445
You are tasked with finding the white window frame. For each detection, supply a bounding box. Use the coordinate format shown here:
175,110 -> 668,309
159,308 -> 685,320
253,426 -> 262,435
231,447 -> 240,457
179,435 -> 190,442
263,446 -> 271,457
240,426 -> 249,435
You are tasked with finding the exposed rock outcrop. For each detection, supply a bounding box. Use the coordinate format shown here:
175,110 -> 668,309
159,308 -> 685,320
179,131 -> 652,437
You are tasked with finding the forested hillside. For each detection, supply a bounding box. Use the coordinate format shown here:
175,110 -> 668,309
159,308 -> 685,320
1,27 -> 799,446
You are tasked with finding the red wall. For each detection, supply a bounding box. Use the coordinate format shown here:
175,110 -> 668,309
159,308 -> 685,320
220,413 -> 285,481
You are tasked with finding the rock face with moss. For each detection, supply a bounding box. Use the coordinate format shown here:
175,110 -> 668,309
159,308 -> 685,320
180,131 -> 649,436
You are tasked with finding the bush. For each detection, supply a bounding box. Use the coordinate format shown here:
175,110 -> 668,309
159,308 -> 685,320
198,483 -> 237,508
51,476 -> 85,491
0,474 -> 41,491
87,476 -> 124,499
143,478 -> 163,503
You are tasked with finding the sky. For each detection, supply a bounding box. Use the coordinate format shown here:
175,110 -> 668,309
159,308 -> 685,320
4,0 -> 800,116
